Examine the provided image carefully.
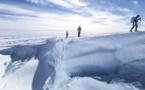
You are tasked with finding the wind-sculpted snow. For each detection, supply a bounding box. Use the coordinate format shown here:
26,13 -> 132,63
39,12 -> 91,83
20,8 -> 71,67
0,32 -> 145,90
0,38 -> 62,90
52,32 -> 145,90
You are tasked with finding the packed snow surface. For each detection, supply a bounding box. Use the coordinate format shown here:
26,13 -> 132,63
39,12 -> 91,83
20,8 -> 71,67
0,32 -> 145,90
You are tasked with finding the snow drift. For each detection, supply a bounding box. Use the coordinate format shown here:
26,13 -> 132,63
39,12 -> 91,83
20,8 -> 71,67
0,32 -> 145,90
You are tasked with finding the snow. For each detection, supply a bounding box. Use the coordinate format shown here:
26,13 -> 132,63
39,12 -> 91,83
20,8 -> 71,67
0,32 -> 145,90
0,55 -> 11,79
60,77 -> 140,90
0,58 -> 38,90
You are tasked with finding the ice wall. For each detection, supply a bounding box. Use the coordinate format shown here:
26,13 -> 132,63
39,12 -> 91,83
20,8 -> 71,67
53,32 -> 145,89
0,32 -> 145,90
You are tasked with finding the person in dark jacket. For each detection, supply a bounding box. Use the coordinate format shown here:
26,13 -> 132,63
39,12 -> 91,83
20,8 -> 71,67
130,15 -> 141,32
66,31 -> 69,38
77,26 -> 81,37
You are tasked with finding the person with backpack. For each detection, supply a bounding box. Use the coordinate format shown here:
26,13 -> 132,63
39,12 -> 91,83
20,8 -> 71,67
130,15 -> 141,32
77,26 -> 81,37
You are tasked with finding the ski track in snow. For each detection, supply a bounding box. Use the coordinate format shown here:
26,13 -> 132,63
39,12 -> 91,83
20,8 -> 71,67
0,32 -> 145,90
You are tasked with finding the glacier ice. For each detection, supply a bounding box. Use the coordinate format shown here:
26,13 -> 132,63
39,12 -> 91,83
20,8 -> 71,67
0,32 -> 145,90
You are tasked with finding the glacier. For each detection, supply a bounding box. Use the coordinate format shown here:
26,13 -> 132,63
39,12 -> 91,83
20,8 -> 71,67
0,32 -> 145,90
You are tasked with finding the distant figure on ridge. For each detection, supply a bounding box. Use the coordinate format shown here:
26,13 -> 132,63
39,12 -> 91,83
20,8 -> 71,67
130,15 -> 141,32
66,31 -> 69,38
77,26 -> 81,37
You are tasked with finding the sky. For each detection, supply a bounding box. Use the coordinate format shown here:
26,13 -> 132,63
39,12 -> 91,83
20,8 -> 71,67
0,0 -> 145,36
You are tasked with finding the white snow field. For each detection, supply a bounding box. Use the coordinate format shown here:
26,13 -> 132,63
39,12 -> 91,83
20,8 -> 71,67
0,32 -> 145,90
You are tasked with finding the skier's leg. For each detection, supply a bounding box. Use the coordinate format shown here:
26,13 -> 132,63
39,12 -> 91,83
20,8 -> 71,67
78,32 -> 80,37
78,32 -> 79,37
135,23 -> 138,32
130,23 -> 135,32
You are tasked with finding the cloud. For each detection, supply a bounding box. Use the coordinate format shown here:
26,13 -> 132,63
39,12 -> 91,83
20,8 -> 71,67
0,3 -> 35,15
67,0 -> 88,7
26,0 -> 88,7
26,0 -> 47,4
0,1 -> 134,35
46,0 -> 72,8
117,7 -> 132,13
132,1 -> 138,5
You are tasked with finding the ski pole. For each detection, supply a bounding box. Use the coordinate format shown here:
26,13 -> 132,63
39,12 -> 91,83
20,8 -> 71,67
139,19 -> 141,31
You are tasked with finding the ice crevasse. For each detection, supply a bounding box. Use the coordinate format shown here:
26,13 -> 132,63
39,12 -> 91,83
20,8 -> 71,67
0,32 -> 145,90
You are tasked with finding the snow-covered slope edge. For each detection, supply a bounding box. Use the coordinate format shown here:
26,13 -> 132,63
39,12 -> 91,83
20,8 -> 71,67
0,58 -> 38,90
0,32 -> 145,90
53,32 -> 145,90
0,38 -> 62,90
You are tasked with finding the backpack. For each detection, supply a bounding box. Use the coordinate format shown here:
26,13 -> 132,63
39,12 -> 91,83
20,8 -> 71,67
131,17 -> 134,23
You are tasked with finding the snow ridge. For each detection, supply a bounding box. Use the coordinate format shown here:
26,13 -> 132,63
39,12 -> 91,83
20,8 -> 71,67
1,32 -> 145,90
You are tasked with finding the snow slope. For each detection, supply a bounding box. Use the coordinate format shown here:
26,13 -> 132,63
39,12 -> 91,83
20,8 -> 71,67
0,32 -> 145,90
